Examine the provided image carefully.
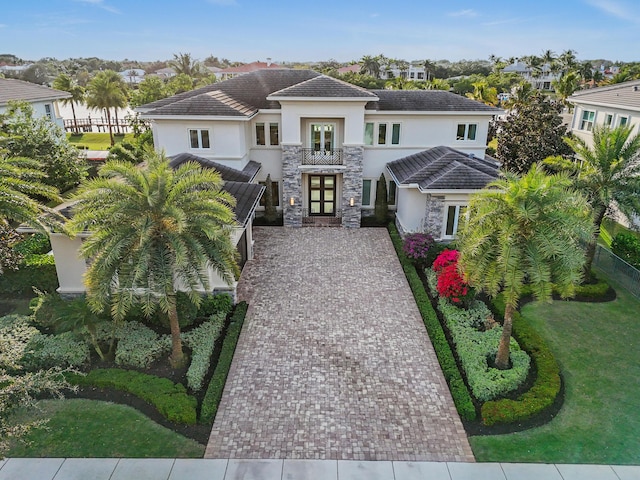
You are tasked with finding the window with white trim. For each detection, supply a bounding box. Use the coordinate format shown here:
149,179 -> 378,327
365,122 -> 401,145
255,122 -> 279,146
456,123 -> 477,141
388,181 -> 396,205
442,204 -> 467,239
364,122 -> 374,145
189,129 -> 210,149
44,104 -> 52,120
362,179 -> 372,206
605,114 -> 613,127
619,116 -> 629,127
580,110 -> 595,131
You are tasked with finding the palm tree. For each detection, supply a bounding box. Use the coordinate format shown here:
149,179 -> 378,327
52,74 -> 84,134
360,55 -> 381,78
545,125 -> 640,280
457,165 -> 593,369
466,80 -> 498,106
0,153 -> 61,231
170,52 -> 203,78
558,49 -> 578,72
67,151 -> 239,368
85,70 -> 127,146
552,71 -> 580,107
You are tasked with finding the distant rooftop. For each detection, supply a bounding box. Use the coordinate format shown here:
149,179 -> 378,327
0,78 -> 71,107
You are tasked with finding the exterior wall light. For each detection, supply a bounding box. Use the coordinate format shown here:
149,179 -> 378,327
289,197 -> 295,206
349,197 -> 355,207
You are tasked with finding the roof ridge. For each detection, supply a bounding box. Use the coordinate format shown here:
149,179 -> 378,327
571,79 -> 640,97
270,74 -> 377,98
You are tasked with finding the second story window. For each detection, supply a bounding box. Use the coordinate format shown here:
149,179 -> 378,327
44,104 -> 53,120
580,111 -> 595,131
189,129 -> 210,149
456,124 -> 477,141
256,122 -> 279,146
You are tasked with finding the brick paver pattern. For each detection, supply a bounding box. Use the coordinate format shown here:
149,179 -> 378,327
206,227 -> 474,462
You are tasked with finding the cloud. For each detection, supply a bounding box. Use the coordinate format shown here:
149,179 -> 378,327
370,13 -> 380,18
481,17 -> 528,26
586,0 -> 640,22
74,0 -> 120,14
448,9 -> 478,17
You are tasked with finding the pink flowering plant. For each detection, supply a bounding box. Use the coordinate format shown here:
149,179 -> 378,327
402,233 -> 434,267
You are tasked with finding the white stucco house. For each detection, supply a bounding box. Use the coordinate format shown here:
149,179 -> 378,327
0,77 -> 70,127
568,79 -> 640,144
502,61 -> 561,91
137,68 -> 501,237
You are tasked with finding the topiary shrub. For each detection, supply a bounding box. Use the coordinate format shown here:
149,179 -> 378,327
182,313 -> 226,391
374,173 -> 389,224
113,322 -> 170,369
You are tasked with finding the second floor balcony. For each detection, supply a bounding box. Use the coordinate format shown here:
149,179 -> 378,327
302,148 -> 344,166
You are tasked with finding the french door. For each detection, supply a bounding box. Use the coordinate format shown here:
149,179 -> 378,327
310,123 -> 335,152
309,175 -> 336,215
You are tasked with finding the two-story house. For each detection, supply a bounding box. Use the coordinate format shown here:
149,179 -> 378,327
0,77 -> 70,127
138,69 -> 500,239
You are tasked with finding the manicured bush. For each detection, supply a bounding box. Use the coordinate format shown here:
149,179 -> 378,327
573,277 -> 611,299
612,232 -> 640,269
200,302 -> 248,424
22,331 -> 90,370
182,313 -> 226,391
388,224 -> 476,420
113,322 -> 170,368
0,253 -> 58,294
427,270 -> 530,402
480,294 -> 561,426
13,233 -> 51,256
197,293 -> 233,318
69,368 -> 198,424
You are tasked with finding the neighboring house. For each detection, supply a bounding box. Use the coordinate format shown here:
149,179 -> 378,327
0,77 -> 71,127
138,69 -> 500,238
379,62 -> 428,81
154,67 -> 177,79
119,68 -> 145,85
216,60 -> 284,81
22,157 -> 264,298
0,64 -> 33,75
568,79 -> 640,144
336,64 -> 361,75
502,61 -> 560,91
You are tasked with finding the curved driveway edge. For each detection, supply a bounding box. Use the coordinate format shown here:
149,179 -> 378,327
206,227 -> 474,461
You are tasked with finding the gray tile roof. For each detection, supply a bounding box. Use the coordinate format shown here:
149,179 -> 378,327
569,80 -> 640,111
241,160 -> 262,182
147,90 -> 257,117
269,75 -> 377,99
168,153 -> 254,182
139,69 -> 321,115
366,90 -> 500,112
386,146 -> 500,191
140,69 -> 499,117
0,78 -> 71,106
222,181 -> 265,227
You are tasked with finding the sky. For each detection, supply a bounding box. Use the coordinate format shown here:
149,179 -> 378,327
1,0 -> 639,64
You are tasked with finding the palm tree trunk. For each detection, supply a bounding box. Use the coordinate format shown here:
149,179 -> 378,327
495,303 -> 515,370
167,294 -> 185,369
71,101 -> 79,134
583,205 -> 607,282
106,108 -> 114,146
114,108 -> 120,135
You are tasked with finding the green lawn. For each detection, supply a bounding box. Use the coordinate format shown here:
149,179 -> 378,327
8,399 -> 205,458
470,273 -> 640,464
67,132 -> 135,151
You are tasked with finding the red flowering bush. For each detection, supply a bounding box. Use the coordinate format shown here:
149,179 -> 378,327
432,249 -> 459,273
436,263 -> 469,304
402,233 -> 434,266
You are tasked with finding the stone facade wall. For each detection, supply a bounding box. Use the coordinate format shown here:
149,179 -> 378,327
282,145 -> 302,227
341,145 -> 364,228
423,194 -> 445,240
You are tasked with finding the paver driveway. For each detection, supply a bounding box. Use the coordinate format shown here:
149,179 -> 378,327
206,227 -> 474,461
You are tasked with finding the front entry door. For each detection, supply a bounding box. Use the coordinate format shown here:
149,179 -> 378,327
309,175 -> 336,216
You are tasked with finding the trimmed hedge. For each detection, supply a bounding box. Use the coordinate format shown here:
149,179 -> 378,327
22,331 -> 90,370
69,368 -> 198,425
0,253 -> 58,294
480,294 -> 561,426
200,302 -> 247,424
182,313 -> 226,391
388,224 -> 476,421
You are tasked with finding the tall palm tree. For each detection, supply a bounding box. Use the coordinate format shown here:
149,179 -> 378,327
466,80 -> 498,106
67,152 -> 239,368
85,70 -> 127,146
0,153 -> 61,231
457,165 -> 593,369
558,49 -> 578,72
170,52 -> 203,78
52,73 -> 84,134
545,125 -> 640,279
360,55 -> 381,78
552,71 -> 580,107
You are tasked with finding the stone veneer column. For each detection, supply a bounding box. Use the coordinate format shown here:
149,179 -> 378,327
341,145 -> 364,228
282,145 -> 303,227
422,194 -> 445,239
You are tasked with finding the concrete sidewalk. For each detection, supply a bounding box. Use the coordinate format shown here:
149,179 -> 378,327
1,458 -> 638,480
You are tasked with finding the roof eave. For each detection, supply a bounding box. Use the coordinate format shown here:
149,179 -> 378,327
366,110 -> 502,116
266,95 -> 378,102
140,114 -> 256,121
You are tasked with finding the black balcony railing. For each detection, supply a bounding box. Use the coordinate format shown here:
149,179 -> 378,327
301,148 -> 344,165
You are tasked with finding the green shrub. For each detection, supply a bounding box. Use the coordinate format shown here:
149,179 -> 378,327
200,302 -> 247,424
426,270 -> 530,402
197,293 -> 233,318
13,233 -> 51,256
388,224 -> 476,420
22,331 -> 90,370
574,277 -> 611,298
0,254 -> 58,294
481,295 -> 561,426
612,232 -> 640,269
70,368 -> 197,424
182,313 -> 226,391
122,292 -> 199,329
113,322 -> 170,368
